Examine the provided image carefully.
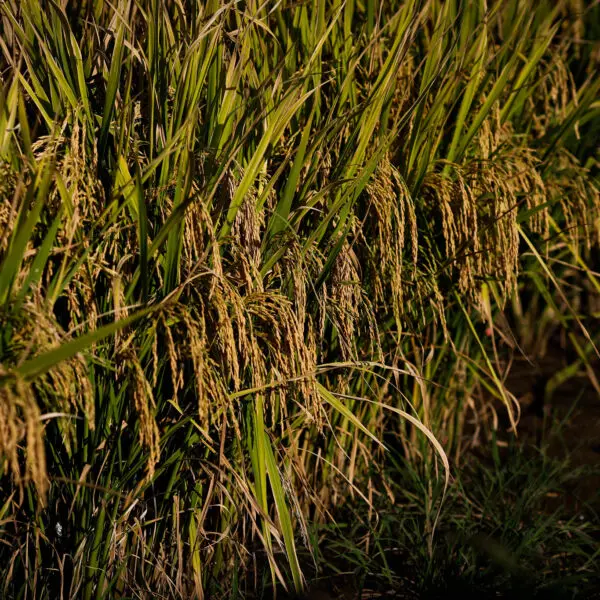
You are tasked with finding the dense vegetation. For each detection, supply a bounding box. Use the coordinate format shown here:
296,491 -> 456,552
0,0 -> 598,597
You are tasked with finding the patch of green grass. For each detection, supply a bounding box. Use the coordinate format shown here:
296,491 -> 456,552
294,432 -> 600,599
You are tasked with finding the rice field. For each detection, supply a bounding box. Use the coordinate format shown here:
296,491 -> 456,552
0,0 -> 599,598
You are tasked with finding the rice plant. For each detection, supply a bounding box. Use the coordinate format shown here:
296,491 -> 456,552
0,0 -> 598,597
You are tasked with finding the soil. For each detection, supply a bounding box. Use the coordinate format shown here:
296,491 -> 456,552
503,353 -> 600,515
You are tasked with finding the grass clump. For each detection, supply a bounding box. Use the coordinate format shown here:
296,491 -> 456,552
0,0 -> 599,597
298,434 -> 600,600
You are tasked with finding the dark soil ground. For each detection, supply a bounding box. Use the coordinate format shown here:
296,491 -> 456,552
504,356 -> 600,516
